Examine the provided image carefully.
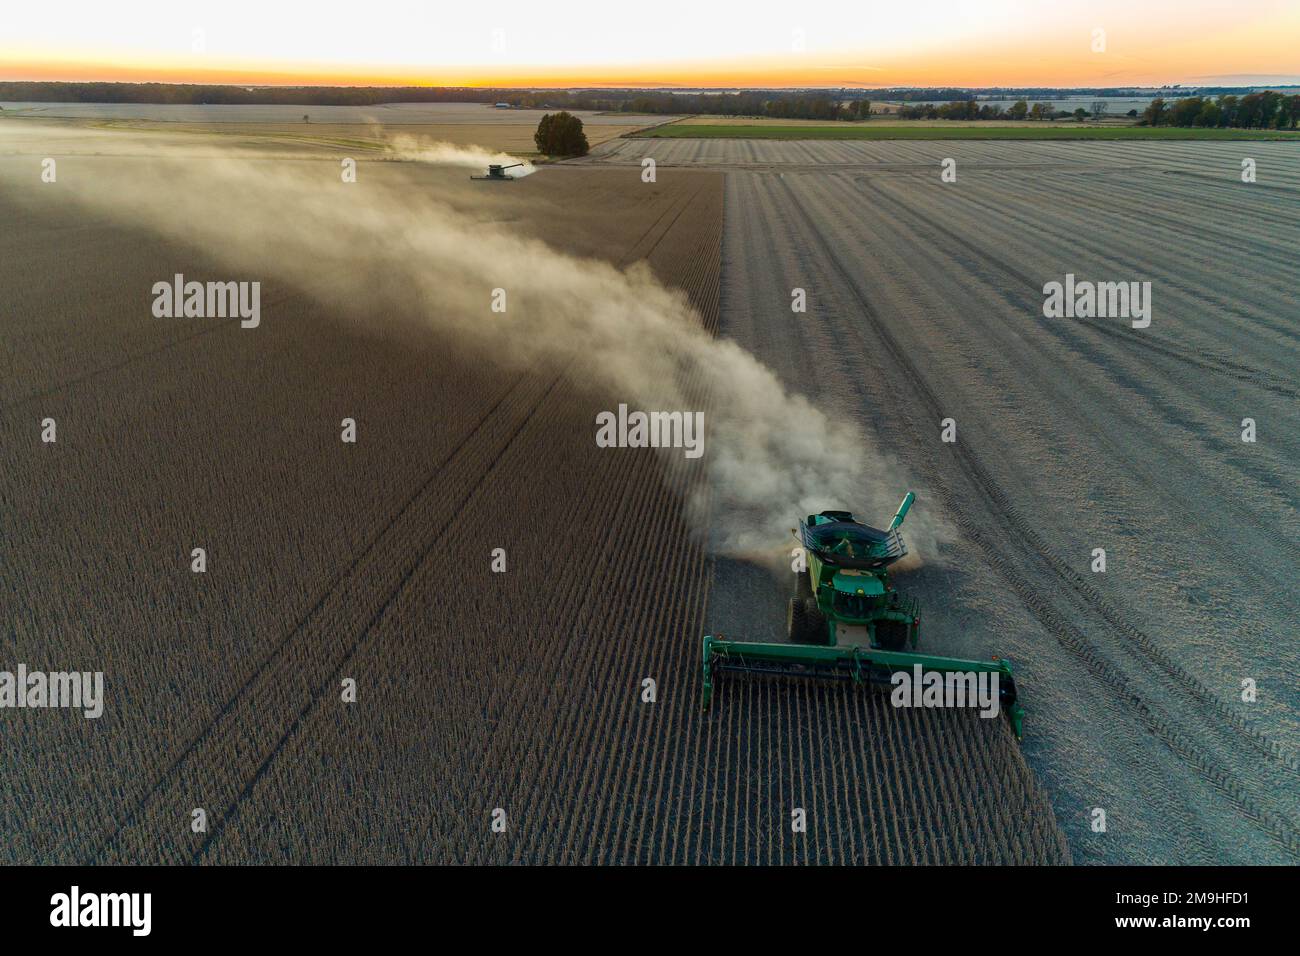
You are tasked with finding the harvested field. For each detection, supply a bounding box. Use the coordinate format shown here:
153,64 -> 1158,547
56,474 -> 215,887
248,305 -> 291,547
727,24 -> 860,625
635,123 -> 1300,141
582,136 -> 1300,183
0,124 -> 1067,864
674,115 -> 1128,128
656,139 -> 1297,864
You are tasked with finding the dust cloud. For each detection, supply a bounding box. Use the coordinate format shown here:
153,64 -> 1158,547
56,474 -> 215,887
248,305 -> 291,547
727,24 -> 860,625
385,135 -> 536,177
4,133 -> 948,561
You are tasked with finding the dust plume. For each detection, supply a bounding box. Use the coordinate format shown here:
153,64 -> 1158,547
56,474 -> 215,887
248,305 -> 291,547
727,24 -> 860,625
385,135 -> 536,177
12,139 -> 948,562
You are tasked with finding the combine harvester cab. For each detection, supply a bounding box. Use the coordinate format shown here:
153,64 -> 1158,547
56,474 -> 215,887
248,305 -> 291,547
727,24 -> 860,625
702,492 -> 1024,737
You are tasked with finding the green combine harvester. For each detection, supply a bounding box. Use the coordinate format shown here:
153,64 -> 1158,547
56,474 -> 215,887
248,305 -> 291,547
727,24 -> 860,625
470,162 -> 526,181
701,492 -> 1024,737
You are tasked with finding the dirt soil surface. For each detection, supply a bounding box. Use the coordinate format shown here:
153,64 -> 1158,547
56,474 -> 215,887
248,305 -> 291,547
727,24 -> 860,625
1,124 -> 1067,864
579,138 -> 1300,864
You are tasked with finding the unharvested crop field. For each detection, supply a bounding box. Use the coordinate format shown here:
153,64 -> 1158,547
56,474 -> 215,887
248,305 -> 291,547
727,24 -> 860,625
584,137 -> 1300,864
0,120 -> 1066,864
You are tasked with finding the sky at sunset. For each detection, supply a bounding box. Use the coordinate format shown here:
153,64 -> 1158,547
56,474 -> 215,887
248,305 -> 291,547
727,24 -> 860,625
3,0 -> 1298,88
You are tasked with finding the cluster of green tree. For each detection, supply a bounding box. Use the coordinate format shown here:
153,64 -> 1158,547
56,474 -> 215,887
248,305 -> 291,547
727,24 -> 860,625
894,99 -> 1079,121
533,111 -> 589,157
1179,86 -> 1300,97
509,90 -> 871,120
0,81 -> 875,121
871,86 -> 1263,101
757,95 -> 870,120
877,88 -> 977,102
7,81 -> 1296,129
1141,92 -> 1300,129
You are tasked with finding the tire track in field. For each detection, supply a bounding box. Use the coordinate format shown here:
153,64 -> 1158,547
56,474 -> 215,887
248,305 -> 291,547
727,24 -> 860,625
1073,319 -> 1297,400
86,368 -> 543,864
1084,175 -> 1300,264
721,169 -> 1205,863
861,176 -> 1300,558
92,170 -> 712,864
857,176 -> 1300,700
200,174 -> 722,868
696,172 -> 1067,865
1163,169 -> 1300,196
790,179 -> 1300,853
1,310 -> 266,415
188,365 -> 588,864
863,178 -> 1300,561
957,175 -> 1300,355
190,372 -> 567,863
863,177 -> 1297,397
921,173 -> 1299,347
862,174 -> 1300,545
824,168 -> 1299,758
98,374 -> 546,862
772,174 -> 1300,858
217,367 -> 566,864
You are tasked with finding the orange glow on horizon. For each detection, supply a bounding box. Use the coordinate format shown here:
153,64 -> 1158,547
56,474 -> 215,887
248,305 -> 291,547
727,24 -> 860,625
6,13 -> 1300,91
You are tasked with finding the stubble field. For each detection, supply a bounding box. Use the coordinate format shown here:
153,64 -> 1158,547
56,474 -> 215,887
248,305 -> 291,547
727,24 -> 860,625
581,137 -> 1300,863
0,118 -> 1066,864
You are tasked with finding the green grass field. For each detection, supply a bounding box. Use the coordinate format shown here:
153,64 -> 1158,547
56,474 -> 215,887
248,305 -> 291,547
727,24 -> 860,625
635,123 -> 1300,141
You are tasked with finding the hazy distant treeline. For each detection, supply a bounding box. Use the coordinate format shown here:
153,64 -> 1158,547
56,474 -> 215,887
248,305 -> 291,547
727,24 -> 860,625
894,100 -> 1071,121
1141,92 -> 1300,129
602,92 -> 871,120
884,91 -> 1300,128
3,82 -> 1295,128
0,81 -> 871,120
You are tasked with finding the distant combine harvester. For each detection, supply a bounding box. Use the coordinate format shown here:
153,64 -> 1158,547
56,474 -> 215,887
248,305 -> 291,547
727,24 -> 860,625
470,162 -> 526,181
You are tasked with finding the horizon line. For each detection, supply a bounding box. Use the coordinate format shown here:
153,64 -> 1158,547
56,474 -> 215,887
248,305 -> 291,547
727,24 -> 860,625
5,78 -> 1300,92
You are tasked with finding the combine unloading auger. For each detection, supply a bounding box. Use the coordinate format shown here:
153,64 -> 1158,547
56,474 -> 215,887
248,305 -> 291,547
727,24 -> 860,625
470,162 -> 526,181
701,492 -> 1024,737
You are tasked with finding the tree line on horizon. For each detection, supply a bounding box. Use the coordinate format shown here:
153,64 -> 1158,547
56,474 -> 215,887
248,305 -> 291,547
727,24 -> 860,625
894,99 -> 1078,121
0,81 -> 873,122
888,91 -> 1300,128
1140,92 -> 1300,129
2,82 -> 1296,129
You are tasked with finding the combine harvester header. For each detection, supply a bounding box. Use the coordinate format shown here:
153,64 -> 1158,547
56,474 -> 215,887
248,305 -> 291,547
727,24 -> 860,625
702,492 -> 1024,737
